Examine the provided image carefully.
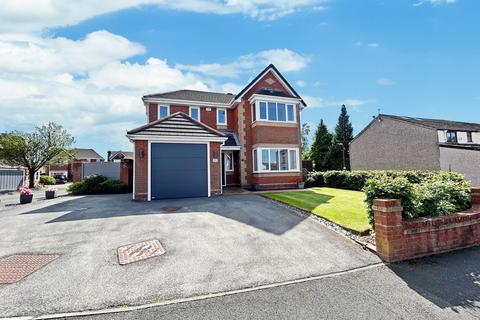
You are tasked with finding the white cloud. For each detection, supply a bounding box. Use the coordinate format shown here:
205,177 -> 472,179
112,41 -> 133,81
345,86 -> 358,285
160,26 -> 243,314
0,29 -> 310,155
177,49 -> 309,78
303,96 -> 373,108
0,0 -> 328,33
367,43 -> 379,48
376,78 -> 396,86
296,80 -> 307,88
413,0 -> 456,6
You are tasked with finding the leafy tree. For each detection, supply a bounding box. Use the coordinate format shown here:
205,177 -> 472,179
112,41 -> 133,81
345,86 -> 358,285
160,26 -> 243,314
333,105 -> 354,169
325,135 -> 344,170
310,120 -> 332,171
301,122 -> 311,159
0,122 -> 74,188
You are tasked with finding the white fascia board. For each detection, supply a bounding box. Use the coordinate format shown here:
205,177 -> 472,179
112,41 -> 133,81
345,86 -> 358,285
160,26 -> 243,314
126,134 -> 227,143
248,94 -> 302,105
143,97 -> 233,108
235,68 -> 297,102
221,146 -> 241,150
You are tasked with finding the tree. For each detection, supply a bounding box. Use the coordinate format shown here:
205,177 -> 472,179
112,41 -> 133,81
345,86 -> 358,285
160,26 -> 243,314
0,122 -> 74,188
325,135 -> 344,170
301,122 -> 311,159
310,120 -> 332,171
333,105 -> 354,170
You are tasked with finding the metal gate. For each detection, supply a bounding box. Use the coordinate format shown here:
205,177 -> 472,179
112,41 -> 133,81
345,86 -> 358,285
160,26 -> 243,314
0,169 -> 24,191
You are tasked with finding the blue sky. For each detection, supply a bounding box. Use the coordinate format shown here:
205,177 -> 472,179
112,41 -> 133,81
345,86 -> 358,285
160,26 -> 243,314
0,0 -> 478,157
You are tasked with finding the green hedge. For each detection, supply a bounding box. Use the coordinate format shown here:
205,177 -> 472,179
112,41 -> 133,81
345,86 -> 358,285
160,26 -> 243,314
40,175 -> 56,185
364,172 -> 471,225
305,170 -> 433,191
68,175 -> 127,195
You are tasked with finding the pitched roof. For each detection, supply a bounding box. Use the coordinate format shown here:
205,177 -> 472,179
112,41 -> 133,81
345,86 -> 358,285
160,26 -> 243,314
221,131 -> 240,147
127,112 -> 227,138
235,64 -> 306,107
380,114 -> 480,131
72,148 -> 104,160
143,90 -> 235,105
107,151 -> 133,161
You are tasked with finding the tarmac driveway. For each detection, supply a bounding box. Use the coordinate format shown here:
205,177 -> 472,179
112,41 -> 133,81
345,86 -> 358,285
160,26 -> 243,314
0,194 -> 380,317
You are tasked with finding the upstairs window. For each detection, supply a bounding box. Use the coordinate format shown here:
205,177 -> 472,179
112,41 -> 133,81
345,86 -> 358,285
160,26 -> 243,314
158,105 -> 170,119
254,101 -> 296,123
189,106 -> 200,121
217,108 -> 227,125
446,131 -> 457,143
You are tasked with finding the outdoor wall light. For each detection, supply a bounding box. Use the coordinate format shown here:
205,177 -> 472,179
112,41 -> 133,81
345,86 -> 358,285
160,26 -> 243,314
139,149 -> 145,158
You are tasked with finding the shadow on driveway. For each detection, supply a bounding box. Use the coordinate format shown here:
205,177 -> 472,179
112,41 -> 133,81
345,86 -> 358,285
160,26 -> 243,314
389,247 -> 480,316
20,193 -> 308,235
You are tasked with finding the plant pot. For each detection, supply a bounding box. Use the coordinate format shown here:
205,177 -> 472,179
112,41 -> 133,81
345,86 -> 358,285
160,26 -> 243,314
45,190 -> 56,199
298,182 -> 305,189
252,184 -> 261,191
20,194 -> 33,204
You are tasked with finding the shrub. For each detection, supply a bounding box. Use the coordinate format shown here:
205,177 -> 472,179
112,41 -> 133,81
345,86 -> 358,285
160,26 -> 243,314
68,175 -> 127,195
304,171 -> 325,188
364,172 -> 471,226
40,175 -> 56,185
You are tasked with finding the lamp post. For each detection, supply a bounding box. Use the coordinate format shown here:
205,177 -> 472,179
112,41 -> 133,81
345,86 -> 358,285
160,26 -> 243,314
337,143 -> 346,170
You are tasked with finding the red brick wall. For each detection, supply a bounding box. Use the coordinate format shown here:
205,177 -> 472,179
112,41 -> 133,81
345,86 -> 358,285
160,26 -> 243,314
148,103 -> 157,122
374,191 -> 480,262
133,140 -> 148,201
170,105 -> 189,115
200,107 -> 217,128
210,142 -> 222,195
120,159 -> 133,192
252,126 -> 300,145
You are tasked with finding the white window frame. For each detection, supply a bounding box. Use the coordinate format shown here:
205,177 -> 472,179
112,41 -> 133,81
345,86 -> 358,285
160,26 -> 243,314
217,108 -> 227,125
157,104 -> 170,119
254,101 -> 296,123
189,106 -> 201,121
252,147 -> 300,173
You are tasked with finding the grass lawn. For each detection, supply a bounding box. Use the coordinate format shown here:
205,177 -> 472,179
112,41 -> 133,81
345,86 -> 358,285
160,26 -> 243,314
264,187 -> 371,234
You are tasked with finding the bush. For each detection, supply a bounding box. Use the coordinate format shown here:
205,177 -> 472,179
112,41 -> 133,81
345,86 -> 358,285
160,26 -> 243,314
68,175 -> 127,195
40,175 -> 56,185
364,172 -> 471,226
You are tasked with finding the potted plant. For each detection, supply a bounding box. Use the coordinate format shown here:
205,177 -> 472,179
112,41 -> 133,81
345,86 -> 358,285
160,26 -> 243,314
45,188 -> 56,199
252,183 -> 261,191
296,177 -> 305,189
19,187 -> 33,204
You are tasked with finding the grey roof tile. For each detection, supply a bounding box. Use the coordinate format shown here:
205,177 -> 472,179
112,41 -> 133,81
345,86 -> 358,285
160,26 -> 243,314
143,90 -> 235,105
381,114 -> 480,131
72,148 -> 104,160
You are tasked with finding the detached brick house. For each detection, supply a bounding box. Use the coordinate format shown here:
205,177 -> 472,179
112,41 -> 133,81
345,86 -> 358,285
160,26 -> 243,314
127,64 -> 306,201
350,114 -> 480,186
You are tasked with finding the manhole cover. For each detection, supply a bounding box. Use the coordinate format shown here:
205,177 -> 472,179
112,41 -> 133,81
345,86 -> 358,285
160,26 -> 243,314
161,206 -> 181,212
0,254 -> 59,284
118,240 -> 165,265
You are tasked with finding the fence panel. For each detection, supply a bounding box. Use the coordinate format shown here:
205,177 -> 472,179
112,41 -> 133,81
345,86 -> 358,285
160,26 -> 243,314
0,169 -> 24,191
82,162 -> 120,180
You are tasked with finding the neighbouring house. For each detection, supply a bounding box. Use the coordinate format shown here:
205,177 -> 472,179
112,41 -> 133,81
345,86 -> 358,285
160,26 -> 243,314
127,64 -> 306,201
47,148 -> 104,181
350,114 -> 480,186
107,150 -> 133,162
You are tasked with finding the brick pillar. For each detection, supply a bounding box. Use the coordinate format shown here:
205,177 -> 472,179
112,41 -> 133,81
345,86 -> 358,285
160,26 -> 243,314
472,188 -> 480,206
373,199 -> 405,263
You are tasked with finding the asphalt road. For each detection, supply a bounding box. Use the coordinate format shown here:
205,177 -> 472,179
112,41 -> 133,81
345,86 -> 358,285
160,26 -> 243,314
72,247 -> 480,320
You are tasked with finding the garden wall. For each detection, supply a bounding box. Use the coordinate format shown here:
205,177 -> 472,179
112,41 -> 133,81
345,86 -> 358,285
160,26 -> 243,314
374,188 -> 480,262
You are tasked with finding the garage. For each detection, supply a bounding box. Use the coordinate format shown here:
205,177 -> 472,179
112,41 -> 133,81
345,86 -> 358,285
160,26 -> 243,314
151,143 -> 208,200
127,112 -> 227,201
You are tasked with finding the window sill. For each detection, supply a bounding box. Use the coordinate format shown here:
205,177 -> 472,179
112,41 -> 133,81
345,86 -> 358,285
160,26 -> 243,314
252,121 -> 298,128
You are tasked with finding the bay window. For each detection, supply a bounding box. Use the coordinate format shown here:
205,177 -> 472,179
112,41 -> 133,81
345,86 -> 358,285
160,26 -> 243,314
253,101 -> 296,123
253,148 -> 299,172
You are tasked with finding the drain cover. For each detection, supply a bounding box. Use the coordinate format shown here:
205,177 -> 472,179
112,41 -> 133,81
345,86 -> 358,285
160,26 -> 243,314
161,206 -> 181,212
118,240 -> 165,265
0,254 -> 59,284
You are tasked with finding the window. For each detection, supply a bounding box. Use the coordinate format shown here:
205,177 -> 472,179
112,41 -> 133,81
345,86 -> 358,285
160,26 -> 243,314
261,149 -> 269,170
158,105 -> 169,119
467,132 -> 473,143
189,106 -> 200,121
254,148 -> 299,172
217,108 -> 227,125
224,151 -> 234,171
267,102 -> 277,121
255,101 -> 296,123
287,104 -> 295,121
446,131 -> 457,143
